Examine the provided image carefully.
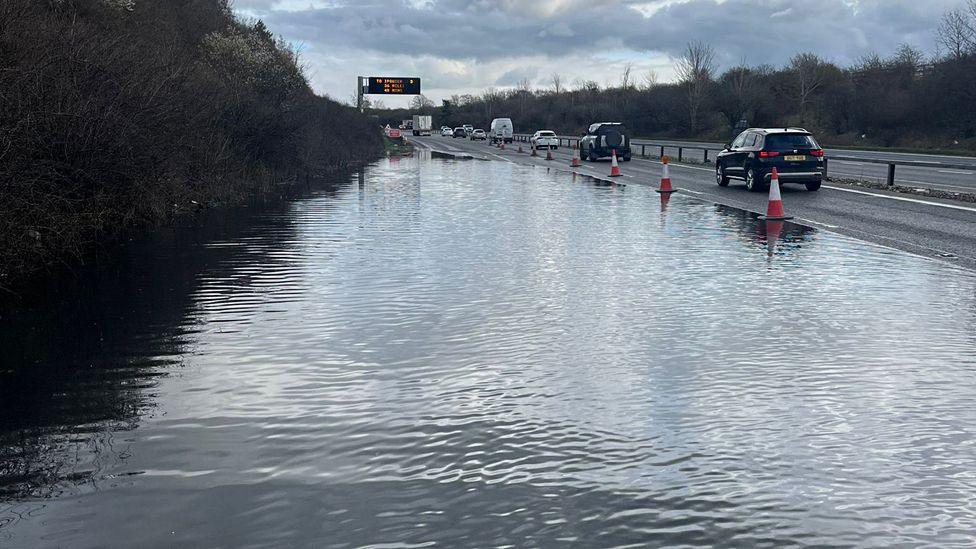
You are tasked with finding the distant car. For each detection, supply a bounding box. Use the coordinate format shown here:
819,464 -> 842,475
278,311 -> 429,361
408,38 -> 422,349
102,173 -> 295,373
579,122 -> 631,161
715,128 -> 825,191
470,129 -> 487,140
462,124 -> 474,135
453,127 -> 466,138
530,130 -> 559,149
441,127 -> 453,137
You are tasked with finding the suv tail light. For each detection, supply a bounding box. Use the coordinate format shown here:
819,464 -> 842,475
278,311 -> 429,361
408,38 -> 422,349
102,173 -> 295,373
759,151 -> 780,158
810,149 -> 824,157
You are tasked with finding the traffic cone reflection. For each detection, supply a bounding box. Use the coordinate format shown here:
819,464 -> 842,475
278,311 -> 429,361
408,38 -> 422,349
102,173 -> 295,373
517,143 -> 523,153
765,220 -> 784,257
656,156 -> 676,194
609,149 -> 622,177
758,168 -> 793,220
660,190 -> 671,210
530,145 -> 538,157
545,146 -> 553,161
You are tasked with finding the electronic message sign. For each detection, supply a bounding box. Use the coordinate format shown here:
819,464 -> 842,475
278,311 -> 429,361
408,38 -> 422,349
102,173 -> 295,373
366,77 -> 421,95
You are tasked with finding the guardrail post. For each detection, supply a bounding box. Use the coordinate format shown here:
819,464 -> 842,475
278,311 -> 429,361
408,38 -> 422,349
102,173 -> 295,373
641,144 -> 645,157
659,146 -> 664,158
887,163 -> 896,186
703,149 -> 709,163
678,147 -> 683,162
823,158 -> 828,178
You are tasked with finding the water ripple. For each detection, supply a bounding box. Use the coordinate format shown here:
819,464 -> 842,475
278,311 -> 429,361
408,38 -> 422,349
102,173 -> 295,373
3,157 -> 976,547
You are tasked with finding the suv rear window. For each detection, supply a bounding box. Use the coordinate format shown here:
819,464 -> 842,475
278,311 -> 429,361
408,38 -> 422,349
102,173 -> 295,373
539,132 -> 555,137
589,123 -> 624,134
764,134 -> 818,150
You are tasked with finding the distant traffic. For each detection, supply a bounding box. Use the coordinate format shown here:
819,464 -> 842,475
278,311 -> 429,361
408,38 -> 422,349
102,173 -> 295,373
417,115 -> 828,192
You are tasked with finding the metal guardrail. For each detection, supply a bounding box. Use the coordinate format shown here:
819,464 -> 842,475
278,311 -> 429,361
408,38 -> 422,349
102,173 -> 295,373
514,134 -> 716,163
513,134 -> 975,187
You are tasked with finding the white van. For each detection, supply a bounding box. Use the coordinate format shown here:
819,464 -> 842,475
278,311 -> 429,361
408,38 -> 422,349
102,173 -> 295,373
489,118 -> 514,144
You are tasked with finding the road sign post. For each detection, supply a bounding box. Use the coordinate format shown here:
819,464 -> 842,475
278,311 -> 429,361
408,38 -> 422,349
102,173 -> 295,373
356,76 -> 364,113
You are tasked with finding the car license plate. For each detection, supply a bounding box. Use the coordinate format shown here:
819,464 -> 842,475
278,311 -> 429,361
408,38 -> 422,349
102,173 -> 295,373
785,155 -> 805,162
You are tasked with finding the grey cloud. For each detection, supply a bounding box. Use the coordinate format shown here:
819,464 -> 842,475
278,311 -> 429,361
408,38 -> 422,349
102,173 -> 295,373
249,0 -> 953,68
236,0 -> 961,101
495,66 -> 539,86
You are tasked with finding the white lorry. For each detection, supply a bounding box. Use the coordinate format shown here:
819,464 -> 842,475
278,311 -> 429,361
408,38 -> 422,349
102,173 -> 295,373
412,115 -> 432,136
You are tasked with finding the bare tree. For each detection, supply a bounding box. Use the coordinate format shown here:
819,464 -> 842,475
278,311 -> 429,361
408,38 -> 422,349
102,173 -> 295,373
789,53 -> 827,124
620,62 -> 634,89
723,64 -> 757,128
937,5 -> 976,59
674,40 -> 716,134
481,87 -> 500,120
515,78 -> 532,117
641,68 -> 659,90
409,94 -> 434,110
894,43 -> 925,69
550,72 -> 563,94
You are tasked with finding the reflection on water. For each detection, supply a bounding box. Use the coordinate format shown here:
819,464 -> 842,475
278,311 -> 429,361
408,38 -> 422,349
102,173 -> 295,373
3,157 -> 976,548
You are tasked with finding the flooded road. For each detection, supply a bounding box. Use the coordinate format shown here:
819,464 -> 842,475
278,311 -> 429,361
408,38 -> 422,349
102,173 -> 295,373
3,155 -> 976,548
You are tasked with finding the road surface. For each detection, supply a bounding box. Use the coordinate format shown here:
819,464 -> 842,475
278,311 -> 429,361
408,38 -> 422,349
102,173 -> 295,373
607,137 -> 976,194
411,134 -> 976,271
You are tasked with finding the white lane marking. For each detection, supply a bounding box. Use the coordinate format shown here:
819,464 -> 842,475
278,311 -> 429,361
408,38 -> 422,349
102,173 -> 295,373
827,171 -> 976,192
832,161 -> 865,166
473,148 -> 976,211
483,151 -> 514,163
938,169 -> 974,175
799,219 -> 840,229
830,150 -> 976,162
648,157 -> 976,210
822,185 -> 976,213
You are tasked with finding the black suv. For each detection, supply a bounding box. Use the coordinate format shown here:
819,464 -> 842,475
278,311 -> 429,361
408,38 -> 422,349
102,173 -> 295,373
579,123 -> 631,162
715,128 -> 825,191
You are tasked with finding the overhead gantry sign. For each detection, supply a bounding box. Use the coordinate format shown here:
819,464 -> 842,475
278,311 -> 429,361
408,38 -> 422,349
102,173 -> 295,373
357,76 -> 422,111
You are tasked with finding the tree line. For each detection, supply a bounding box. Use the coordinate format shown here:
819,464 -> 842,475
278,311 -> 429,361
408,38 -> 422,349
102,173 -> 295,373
379,2 -> 976,150
0,0 -> 383,291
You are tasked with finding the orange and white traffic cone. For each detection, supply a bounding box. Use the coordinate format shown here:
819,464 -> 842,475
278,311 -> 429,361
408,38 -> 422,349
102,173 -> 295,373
656,156 -> 675,194
500,141 -> 505,150
545,146 -> 553,161
609,149 -> 622,177
758,168 -> 793,220
517,143 -> 523,153
570,145 -> 580,167
530,145 -> 538,157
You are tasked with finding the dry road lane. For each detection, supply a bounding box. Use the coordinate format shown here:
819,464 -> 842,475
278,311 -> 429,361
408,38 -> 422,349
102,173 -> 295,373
410,134 -> 976,271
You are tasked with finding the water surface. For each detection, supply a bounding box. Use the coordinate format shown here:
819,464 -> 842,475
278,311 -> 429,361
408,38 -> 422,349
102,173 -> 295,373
3,155 -> 976,548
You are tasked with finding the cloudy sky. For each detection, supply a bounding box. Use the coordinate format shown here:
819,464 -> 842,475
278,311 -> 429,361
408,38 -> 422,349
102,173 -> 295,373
232,0 -> 963,107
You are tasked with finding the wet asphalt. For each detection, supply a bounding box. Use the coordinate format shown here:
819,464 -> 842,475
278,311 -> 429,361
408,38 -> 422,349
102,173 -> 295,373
411,135 -> 976,271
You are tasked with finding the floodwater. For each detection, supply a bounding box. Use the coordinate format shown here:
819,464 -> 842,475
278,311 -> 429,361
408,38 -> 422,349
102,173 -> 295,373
2,154 -> 976,548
